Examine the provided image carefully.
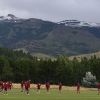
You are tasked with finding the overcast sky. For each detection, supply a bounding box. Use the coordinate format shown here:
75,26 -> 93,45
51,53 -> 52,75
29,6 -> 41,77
0,0 -> 100,22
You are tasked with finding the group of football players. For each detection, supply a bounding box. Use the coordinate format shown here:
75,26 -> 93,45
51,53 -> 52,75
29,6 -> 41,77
0,81 -> 12,94
0,81 -> 100,95
21,81 -> 62,95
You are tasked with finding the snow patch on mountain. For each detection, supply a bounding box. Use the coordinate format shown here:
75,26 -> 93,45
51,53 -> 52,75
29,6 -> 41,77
58,20 -> 100,27
0,14 -> 20,21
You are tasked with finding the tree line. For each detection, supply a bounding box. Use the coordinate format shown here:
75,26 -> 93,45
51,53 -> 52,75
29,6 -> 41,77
0,48 -> 100,85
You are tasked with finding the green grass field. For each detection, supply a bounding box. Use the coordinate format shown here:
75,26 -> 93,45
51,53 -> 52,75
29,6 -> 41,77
0,89 -> 100,100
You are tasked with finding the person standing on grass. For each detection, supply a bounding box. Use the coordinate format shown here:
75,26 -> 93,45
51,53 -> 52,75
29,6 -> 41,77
21,81 -> 24,92
7,82 -> 10,90
27,80 -> 31,89
97,82 -> 100,95
59,82 -> 62,93
4,82 -> 8,95
37,83 -> 41,93
0,81 -> 4,92
76,82 -> 80,94
25,81 -> 30,95
46,82 -> 50,92
9,81 -> 12,90
0,81 -> 2,91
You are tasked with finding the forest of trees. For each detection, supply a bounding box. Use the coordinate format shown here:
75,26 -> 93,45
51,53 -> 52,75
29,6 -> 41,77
0,48 -> 100,86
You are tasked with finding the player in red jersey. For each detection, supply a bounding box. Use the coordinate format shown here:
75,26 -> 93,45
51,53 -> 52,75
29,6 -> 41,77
0,81 -> 2,90
4,82 -> 8,95
46,82 -> 50,92
37,83 -> 41,93
27,80 -> 31,89
0,81 -> 4,92
76,82 -> 80,94
21,81 -> 24,92
59,82 -> 62,93
7,81 -> 12,90
7,82 -> 9,90
97,82 -> 100,95
9,81 -> 12,90
25,81 -> 29,95
2,82 -> 4,92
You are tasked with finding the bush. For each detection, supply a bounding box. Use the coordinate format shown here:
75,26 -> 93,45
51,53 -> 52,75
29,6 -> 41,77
82,72 -> 97,88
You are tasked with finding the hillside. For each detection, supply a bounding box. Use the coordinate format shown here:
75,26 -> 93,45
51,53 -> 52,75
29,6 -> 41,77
69,51 -> 100,60
0,14 -> 100,56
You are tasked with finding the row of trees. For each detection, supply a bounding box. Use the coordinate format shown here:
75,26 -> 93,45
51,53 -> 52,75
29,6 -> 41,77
0,48 -> 100,86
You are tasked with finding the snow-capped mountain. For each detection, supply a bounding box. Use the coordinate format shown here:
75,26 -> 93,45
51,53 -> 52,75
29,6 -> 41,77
0,14 -> 100,27
58,20 -> 100,27
0,14 -> 100,56
0,14 -> 20,21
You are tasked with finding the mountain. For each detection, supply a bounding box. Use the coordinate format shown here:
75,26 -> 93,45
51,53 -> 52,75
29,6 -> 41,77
58,20 -> 100,27
0,14 -> 20,21
0,14 -> 100,56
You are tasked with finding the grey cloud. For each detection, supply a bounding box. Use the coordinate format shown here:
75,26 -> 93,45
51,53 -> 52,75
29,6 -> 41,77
0,0 -> 100,22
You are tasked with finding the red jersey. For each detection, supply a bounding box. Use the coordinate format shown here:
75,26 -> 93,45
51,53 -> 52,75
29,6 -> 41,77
46,82 -> 50,90
27,81 -> 30,88
8,82 -> 12,90
0,82 -> 4,90
77,83 -> 80,90
97,83 -> 100,89
37,84 -> 41,89
4,82 -> 8,91
25,82 -> 29,90
59,83 -> 62,90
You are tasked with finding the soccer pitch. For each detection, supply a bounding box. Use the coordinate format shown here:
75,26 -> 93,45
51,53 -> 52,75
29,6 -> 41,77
0,89 -> 100,100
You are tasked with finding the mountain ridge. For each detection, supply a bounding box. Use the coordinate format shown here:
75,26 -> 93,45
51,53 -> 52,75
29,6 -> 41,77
1,14 -> 100,27
0,14 -> 100,56
58,20 -> 100,27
